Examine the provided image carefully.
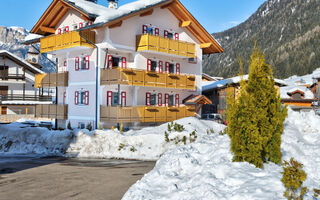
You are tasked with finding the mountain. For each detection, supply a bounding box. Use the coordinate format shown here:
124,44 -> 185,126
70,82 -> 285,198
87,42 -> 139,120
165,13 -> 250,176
0,26 -> 55,72
203,0 -> 320,79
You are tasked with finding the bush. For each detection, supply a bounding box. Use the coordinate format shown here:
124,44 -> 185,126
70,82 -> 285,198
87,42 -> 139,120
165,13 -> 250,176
219,128 -> 228,135
86,122 -> 93,131
226,45 -> 287,168
167,122 -> 185,133
120,123 -> 124,134
67,121 -> 72,130
281,158 -> 308,200
314,188 -> 320,198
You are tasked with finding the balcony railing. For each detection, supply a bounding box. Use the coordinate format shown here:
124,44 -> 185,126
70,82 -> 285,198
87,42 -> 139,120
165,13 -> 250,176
35,72 -> 68,88
0,95 -> 52,102
35,104 -> 68,119
100,105 -> 195,123
0,74 -> 25,80
101,68 -> 196,90
40,30 -> 95,53
136,34 -> 196,58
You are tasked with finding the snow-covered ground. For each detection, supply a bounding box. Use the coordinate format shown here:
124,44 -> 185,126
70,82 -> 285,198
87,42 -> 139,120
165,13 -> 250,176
0,117 -> 225,161
123,109 -> 320,200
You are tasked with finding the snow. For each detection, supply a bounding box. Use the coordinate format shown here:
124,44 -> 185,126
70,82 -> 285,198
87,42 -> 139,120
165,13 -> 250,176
67,0 -> 168,24
24,33 -> 43,42
280,85 -> 314,99
123,109 -> 320,200
284,68 -> 320,86
202,75 -> 286,92
0,117 -> 225,160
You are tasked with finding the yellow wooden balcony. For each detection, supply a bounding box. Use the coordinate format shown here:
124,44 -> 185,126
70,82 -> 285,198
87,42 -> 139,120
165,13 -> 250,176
35,72 -> 68,88
136,34 -> 196,58
101,68 -> 196,90
40,30 -> 95,53
100,105 -> 195,123
35,104 -> 68,120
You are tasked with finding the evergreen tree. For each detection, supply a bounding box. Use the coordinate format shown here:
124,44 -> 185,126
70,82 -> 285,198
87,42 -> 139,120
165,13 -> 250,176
226,45 -> 287,168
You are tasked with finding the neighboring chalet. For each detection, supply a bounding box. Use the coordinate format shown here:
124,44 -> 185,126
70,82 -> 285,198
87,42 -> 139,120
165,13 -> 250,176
280,85 -> 315,111
202,75 -> 287,118
0,50 -> 52,122
24,0 -> 223,129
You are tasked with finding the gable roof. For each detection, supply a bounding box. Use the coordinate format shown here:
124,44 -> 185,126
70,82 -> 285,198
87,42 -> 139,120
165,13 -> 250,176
183,95 -> 212,105
0,50 -> 44,74
280,85 -> 314,99
202,75 -> 287,92
30,0 -> 223,54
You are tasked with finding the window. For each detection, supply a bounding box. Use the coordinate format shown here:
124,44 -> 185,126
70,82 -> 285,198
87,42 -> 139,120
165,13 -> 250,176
146,93 -> 161,106
63,60 -> 67,72
158,93 -> 163,106
165,62 -> 175,74
79,123 -> 85,129
150,94 -> 157,106
188,57 -> 197,64
176,63 -> 180,75
75,90 -> 89,105
168,94 -> 175,106
151,60 -> 157,71
75,56 -> 89,71
73,24 -> 78,30
107,91 -> 125,106
64,26 -> 69,33
107,55 -> 127,69
142,25 -> 159,36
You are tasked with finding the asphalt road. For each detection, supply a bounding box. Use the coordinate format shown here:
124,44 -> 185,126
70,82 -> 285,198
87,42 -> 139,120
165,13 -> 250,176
0,156 -> 155,200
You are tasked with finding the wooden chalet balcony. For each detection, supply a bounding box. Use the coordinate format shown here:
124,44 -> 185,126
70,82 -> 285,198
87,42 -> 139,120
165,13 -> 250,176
136,34 -> 196,58
35,72 -> 68,88
0,73 -> 25,80
0,95 -> 52,102
100,105 -> 195,123
40,30 -> 95,53
101,68 -> 196,90
35,104 -> 68,120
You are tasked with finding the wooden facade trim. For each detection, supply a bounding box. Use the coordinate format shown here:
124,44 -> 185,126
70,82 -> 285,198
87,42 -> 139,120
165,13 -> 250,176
109,21 -> 123,29
140,9 -> 154,17
180,20 -> 192,27
200,43 -> 213,49
40,26 -> 56,34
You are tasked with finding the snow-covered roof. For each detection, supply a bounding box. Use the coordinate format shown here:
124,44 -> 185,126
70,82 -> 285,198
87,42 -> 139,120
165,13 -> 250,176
65,0 -> 169,24
280,85 -> 314,99
1,101 -> 53,105
203,75 -> 287,92
0,50 -> 44,74
284,68 -> 320,86
24,33 -> 43,42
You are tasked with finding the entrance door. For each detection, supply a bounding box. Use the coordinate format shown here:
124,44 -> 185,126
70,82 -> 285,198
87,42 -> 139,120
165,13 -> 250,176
1,106 -> 7,115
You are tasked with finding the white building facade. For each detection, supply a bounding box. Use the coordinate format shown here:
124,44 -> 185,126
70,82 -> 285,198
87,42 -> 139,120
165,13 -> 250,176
28,0 -> 223,129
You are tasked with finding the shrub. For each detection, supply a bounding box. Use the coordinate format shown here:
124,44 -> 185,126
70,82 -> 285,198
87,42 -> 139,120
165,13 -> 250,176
314,188 -> 320,198
164,131 -> 170,143
67,121 -> 72,130
226,44 -> 287,168
281,158 -> 308,200
86,122 -> 93,131
219,128 -> 228,135
189,130 -> 197,143
130,146 -> 137,152
120,123 -> 124,134
118,143 -> 125,151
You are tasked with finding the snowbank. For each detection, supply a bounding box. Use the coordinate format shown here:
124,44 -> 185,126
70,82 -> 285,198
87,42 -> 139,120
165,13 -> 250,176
0,117 -> 225,161
123,109 -> 320,200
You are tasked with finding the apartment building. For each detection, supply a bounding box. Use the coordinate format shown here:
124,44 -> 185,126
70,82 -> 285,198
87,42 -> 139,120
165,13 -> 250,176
25,0 -> 223,129
0,50 -> 52,121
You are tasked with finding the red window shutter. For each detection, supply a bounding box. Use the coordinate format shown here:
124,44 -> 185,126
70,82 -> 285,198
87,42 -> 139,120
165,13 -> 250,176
107,55 -> 113,69
75,91 -> 79,105
84,91 -> 89,105
165,62 -> 170,73
142,25 -> 148,34
155,28 -> 159,36
75,57 -> 79,71
174,33 -> 179,40
175,94 -> 180,107
158,61 -> 163,73
147,59 -> 152,71
65,26 -> 69,32
79,22 -> 83,29
158,93 -> 162,106
121,92 -> 127,106
107,91 -> 113,106
121,57 -> 127,69
165,94 -> 169,106
176,63 -> 180,75
164,30 -> 169,38
85,56 -> 90,70
58,28 -> 62,34
146,92 -> 151,106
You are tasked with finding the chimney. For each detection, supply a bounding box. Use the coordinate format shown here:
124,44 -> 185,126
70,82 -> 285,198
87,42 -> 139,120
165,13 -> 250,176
108,0 -> 118,9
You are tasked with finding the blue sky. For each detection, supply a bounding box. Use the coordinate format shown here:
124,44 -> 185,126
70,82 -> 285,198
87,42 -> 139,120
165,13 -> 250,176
0,0 -> 266,33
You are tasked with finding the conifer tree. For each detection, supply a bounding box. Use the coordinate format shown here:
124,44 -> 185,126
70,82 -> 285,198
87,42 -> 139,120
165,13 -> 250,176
226,44 -> 287,168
